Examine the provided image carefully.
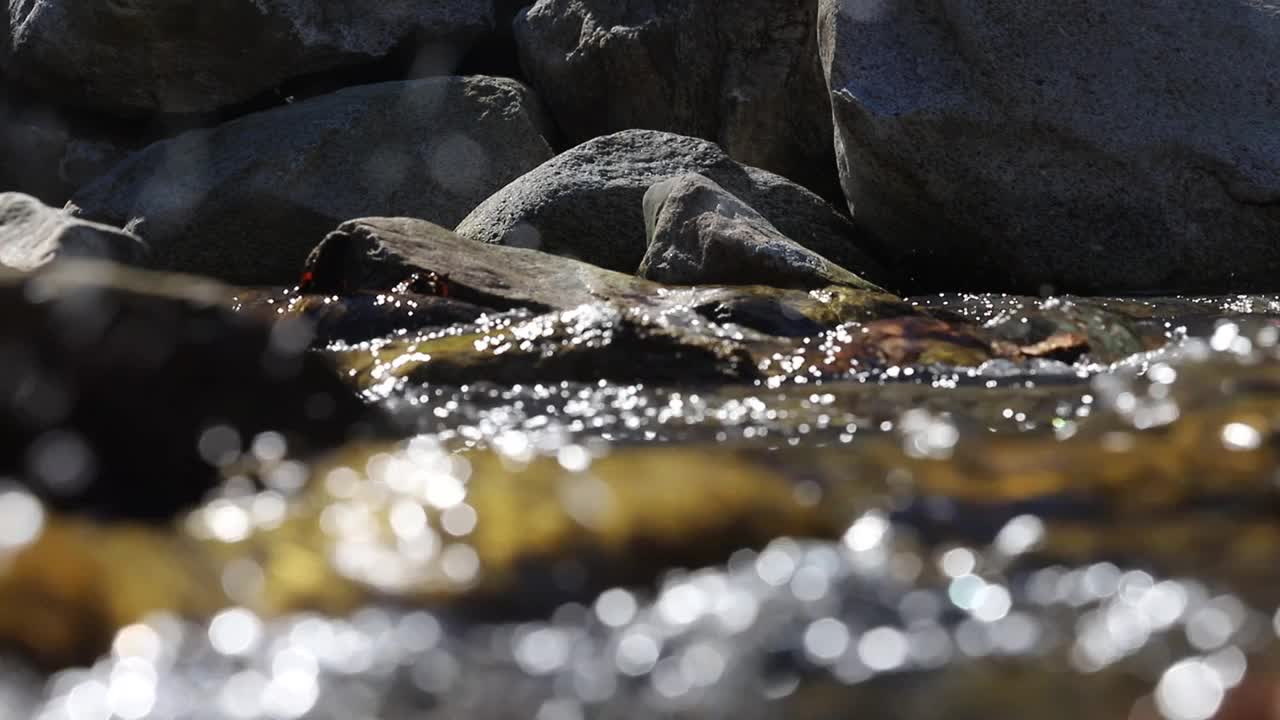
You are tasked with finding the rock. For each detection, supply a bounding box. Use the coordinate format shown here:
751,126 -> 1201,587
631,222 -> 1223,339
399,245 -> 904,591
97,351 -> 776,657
305,217 -> 657,313
73,76 -> 554,286
3,0 -> 492,115
639,173 -> 881,291
0,87 -> 135,206
913,294 -> 1156,364
306,216 -> 910,334
0,261 -> 381,520
456,130 -> 887,284
231,287 -> 492,345
0,193 -> 148,271
819,0 -> 1280,294
335,303 -> 761,388
514,0 -> 840,200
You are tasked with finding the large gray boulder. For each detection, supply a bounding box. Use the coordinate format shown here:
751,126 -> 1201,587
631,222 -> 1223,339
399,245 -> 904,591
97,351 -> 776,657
0,193 -> 148,272
3,0 -> 491,115
73,76 -> 555,286
639,174 -> 881,291
515,0 -> 840,200
819,0 -> 1280,294
455,130 -> 888,285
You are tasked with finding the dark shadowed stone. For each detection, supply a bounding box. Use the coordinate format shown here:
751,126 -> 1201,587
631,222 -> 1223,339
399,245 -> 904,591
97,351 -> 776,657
514,0 -> 841,200
3,0 -> 492,115
0,262 -> 382,520
0,193 -> 148,272
73,77 -> 554,286
455,130 -> 887,285
0,86 -> 136,206
639,173 -> 882,291
819,0 -> 1280,294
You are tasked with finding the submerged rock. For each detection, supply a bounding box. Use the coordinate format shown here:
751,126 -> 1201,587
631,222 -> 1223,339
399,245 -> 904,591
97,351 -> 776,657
0,262 -> 380,520
514,0 -> 841,200
73,76 -> 554,285
819,0 -> 1280,293
333,304 -> 761,390
231,287 -> 492,345
915,294 -> 1160,364
455,130 -> 884,282
3,0 -> 492,115
640,173 -> 882,291
0,193 -> 148,272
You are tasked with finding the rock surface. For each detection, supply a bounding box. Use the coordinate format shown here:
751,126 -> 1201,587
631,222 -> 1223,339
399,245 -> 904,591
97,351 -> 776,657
819,0 -> 1280,294
0,87 -> 135,206
231,288 -> 492,345
306,217 -> 910,331
0,193 -> 149,271
306,217 -> 662,312
514,0 -> 840,199
640,173 -> 880,291
455,130 -> 886,283
73,76 -> 554,286
0,262 -> 380,519
3,0 -> 492,115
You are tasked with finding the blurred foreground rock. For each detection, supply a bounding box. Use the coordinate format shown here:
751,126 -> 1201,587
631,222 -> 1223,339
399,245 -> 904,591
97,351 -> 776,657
0,262 -> 380,520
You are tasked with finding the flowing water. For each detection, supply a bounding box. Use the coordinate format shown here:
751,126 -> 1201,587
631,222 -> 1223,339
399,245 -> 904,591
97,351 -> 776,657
4,294 -> 1280,720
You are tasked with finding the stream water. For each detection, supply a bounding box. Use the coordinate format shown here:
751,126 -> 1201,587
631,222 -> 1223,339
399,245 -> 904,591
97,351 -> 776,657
3,294 -> 1280,720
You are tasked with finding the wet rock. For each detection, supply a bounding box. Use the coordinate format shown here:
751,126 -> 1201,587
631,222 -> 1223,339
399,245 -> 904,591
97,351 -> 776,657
914,295 -> 1156,364
640,173 -> 882,291
304,217 -> 658,313
3,0 -> 492,116
514,0 -> 841,200
695,285 -> 916,338
0,193 -> 149,272
73,76 -> 554,285
334,303 -> 760,389
819,0 -> 1280,294
0,262 -> 381,520
231,287 -> 492,345
307,217 -> 906,334
762,316 -> 1014,377
455,130 -> 884,282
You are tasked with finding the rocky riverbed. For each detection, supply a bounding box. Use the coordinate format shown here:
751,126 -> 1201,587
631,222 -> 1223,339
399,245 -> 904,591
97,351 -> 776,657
0,1 -> 1278,719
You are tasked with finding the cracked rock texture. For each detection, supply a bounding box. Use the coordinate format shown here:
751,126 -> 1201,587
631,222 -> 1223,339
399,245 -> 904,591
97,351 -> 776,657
820,0 -> 1280,293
